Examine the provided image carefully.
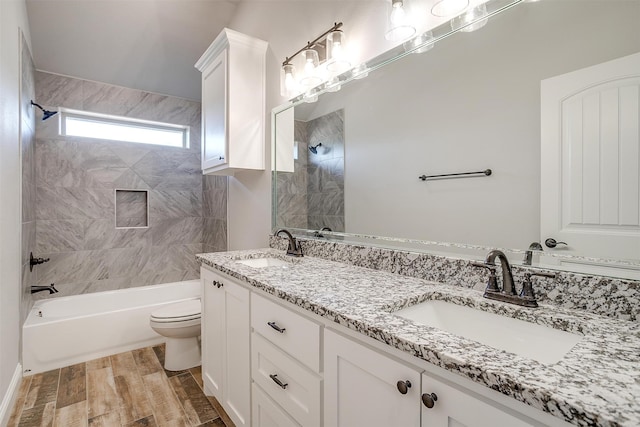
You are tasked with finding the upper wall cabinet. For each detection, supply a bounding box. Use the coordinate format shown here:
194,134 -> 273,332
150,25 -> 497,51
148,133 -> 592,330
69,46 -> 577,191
195,28 -> 268,175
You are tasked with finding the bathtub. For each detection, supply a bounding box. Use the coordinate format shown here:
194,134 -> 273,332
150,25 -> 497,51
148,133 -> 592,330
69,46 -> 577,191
22,279 -> 200,375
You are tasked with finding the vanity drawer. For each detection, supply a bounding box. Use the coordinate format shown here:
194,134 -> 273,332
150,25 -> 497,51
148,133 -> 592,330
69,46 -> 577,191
252,383 -> 300,427
251,293 -> 321,372
251,333 -> 321,427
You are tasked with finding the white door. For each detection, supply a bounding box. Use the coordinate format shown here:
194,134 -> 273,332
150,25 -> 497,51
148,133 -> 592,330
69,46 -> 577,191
324,329 -> 421,427
541,52 -> 640,263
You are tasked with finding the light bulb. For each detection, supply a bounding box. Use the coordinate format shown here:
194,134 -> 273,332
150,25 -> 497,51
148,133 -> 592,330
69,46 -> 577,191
390,2 -> 406,25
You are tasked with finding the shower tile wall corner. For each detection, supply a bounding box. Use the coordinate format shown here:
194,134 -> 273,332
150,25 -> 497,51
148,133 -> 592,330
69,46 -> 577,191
29,71 -> 227,298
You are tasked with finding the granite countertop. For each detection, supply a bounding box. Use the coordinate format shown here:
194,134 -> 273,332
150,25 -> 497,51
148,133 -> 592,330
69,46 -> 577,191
196,248 -> 640,427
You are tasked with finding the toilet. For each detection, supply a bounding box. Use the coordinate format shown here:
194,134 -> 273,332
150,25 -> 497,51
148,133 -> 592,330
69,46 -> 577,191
150,299 -> 201,371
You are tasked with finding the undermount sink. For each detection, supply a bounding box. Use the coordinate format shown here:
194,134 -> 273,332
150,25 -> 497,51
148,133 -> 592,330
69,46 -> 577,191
394,300 -> 582,365
235,257 -> 292,268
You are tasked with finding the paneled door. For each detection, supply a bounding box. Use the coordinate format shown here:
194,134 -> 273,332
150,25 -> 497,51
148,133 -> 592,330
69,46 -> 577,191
541,52 -> 640,264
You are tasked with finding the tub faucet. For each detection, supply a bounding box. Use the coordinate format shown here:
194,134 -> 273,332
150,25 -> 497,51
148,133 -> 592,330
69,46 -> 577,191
275,229 -> 303,257
31,284 -> 58,294
523,242 -> 543,266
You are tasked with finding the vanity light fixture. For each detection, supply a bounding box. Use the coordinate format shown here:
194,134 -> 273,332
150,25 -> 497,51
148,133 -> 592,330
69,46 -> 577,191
385,0 -> 417,41
281,22 -> 351,99
451,3 -> 489,32
431,0 -> 469,17
404,31 -> 435,54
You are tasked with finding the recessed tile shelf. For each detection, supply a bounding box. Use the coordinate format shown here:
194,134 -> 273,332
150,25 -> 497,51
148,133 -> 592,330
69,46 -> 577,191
115,189 -> 149,228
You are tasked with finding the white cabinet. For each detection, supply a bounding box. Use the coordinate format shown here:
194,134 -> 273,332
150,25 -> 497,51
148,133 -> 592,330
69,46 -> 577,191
201,267 -> 251,427
195,28 -> 268,175
252,383 -> 300,427
324,329 -> 422,427
420,373 -> 536,427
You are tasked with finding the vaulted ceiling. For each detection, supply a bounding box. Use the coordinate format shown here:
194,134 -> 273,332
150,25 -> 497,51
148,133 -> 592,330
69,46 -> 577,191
26,0 -> 239,101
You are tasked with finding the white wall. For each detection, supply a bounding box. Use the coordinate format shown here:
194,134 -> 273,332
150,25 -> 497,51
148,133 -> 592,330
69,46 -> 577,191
226,1 -> 396,249
0,0 -> 30,419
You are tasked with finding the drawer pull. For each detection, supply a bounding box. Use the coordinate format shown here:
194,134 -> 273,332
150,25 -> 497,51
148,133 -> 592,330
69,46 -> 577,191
421,392 -> 438,409
267,321 -> 286,333
269,374 -> 288,389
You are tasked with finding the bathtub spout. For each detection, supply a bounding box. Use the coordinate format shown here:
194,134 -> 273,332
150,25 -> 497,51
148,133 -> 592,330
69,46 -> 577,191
31,284 -> 58,294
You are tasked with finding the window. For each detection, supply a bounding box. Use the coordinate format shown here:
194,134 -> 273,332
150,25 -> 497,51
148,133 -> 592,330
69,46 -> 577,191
59,108 -> 189,148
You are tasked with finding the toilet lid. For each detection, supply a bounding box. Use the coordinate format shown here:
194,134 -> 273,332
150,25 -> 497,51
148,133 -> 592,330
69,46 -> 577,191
150,299 -> 201,322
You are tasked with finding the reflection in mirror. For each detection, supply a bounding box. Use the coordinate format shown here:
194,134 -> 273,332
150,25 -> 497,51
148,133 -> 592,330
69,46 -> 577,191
273,0 -> 640,279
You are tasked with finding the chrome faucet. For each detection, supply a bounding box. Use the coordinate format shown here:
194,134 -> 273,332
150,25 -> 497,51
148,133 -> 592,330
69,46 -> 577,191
275,229 -> 303,257
523,242 -> 543,266
31,284 -> 58,294
473,250 -> 554,308
313,227 -> 332,238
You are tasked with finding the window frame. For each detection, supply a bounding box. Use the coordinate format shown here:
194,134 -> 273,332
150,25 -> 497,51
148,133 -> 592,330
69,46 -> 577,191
59,107 -> 190,149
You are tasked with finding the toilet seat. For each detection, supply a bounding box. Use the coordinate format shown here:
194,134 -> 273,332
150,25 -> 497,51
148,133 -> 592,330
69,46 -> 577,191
150,299 -> 201,323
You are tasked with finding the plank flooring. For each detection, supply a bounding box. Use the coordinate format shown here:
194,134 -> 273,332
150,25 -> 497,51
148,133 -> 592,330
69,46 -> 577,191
8,344 -> 234,427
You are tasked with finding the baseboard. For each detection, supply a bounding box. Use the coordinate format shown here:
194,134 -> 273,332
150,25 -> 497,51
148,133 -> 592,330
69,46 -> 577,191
0,364 -> 22,426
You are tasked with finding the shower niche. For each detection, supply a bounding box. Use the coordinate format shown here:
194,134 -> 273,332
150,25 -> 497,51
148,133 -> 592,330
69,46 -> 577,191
115,189 -> 149,228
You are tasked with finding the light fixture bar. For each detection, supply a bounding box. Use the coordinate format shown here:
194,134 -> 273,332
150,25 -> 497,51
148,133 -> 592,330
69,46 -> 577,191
283,22 -> 343,66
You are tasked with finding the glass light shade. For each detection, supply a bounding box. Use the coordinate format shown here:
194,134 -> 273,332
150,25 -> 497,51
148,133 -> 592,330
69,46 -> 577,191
325,76 -> 342,93
351,64 -> 369,80
385,0 -> 416,41
404,31 -> 435,54
451,3 -> 488,32
326,30 -> 351,73
431,0 -> 469,17
280,64 -> 299,98
299,48 -> 323,88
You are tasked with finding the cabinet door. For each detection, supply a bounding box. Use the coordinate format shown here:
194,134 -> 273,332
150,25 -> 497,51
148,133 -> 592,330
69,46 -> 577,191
201,267 -> 224,399
421,373 -> 536,427
324,330 -> 421,427
201,267 -> 251,427
201,49 -> 227,171
222,277 -> 251,427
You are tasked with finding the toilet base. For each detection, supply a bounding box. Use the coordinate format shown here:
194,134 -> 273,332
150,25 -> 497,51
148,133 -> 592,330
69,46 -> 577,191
164,336 -> 201,371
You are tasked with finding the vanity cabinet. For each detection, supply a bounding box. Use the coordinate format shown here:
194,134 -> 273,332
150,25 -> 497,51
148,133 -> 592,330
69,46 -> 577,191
201,267 -> 251,427
195,28 -> 267,175
324,329 -> 422,427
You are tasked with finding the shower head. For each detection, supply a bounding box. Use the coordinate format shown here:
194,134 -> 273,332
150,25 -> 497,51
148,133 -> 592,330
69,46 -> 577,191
30,101 -> 58,121
309,143 -> 322,155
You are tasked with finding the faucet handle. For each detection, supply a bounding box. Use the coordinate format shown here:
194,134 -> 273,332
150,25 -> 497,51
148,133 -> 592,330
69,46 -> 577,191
472,262 -> 499,292
520,271 -> 555,303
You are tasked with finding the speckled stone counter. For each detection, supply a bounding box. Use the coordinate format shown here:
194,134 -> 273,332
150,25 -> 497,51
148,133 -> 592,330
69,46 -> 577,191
196,249 -> 640,427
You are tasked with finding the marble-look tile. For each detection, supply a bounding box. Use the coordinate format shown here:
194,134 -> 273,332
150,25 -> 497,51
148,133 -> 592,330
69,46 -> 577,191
36,187 -> 114,220
104,247 -> 150,279
113,169 -> 151,190
36,220 -> 85,253
84,219 -> 152,250
151,217 -> 203,246
35,71 -> 83,110
131,151 -> 188,189
82,80 -> 151,117
144,244 -> 203,274
115,190 -> 148,227
22,182 -> 37,224
22,123 -> 35,186
202,188 -> 226,219
21,32 -> 36,128
36,250 -> 109,286
22,220 -> 36,265
108,144 -> 152,168
150,190 -> 202,219
203,218 -> 227,249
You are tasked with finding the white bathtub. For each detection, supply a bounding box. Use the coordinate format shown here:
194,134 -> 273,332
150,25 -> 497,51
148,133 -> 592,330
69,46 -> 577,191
22,279 -> 200,375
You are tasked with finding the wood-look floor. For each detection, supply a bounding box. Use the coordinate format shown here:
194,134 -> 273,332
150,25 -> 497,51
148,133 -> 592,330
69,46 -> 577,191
8,344 -> 235,427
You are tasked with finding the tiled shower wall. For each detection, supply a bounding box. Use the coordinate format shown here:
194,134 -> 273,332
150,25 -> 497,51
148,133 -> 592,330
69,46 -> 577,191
28,71 -> 226,299
275,109 -> 344,232
21,33 -> 37,321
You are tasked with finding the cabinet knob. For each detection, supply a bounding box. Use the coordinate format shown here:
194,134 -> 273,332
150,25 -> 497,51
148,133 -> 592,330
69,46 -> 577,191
396,380 -> 412,395
212,280 -> 224,289
218,156 -> 225,160
267,321 -> 286,333
421,392 -> 438,408
269,374 -> 288,390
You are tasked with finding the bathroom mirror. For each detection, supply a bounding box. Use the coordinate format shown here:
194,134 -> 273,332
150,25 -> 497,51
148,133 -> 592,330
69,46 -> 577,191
273,0 -> 640,279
